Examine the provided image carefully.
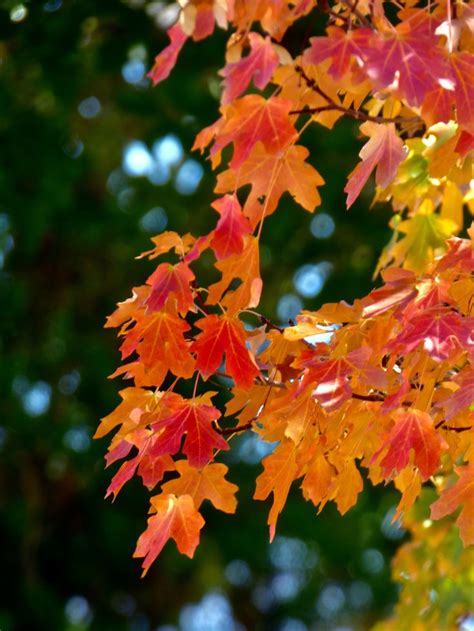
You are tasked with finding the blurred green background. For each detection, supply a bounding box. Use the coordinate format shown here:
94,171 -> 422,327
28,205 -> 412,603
0,1 -> 406,630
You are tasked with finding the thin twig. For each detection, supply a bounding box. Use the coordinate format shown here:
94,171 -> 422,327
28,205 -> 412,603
351,392 -> 385,402
292,65 -> 421,126
339,0 -> 374,29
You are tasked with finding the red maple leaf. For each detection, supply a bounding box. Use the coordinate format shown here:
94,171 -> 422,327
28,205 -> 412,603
213,95 -> 297,168
149,394 -> 229,468
146,262 -> 195,315
387,310 -> 473,361
220,33 -> 279,104
148,24 -> 187,86
374,408 -> 446,480
191,314 -> 259,388
304,26 -> 373,79
210,195 -> 252,260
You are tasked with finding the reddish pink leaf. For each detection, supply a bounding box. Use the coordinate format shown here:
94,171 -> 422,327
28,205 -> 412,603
213,95 -> 297,168
210,195 -> 252,260
146,262 -> 195,315
295,353 -> 352,411
456,131 -> 474,158
148,24 -> 187,86
106,455 -> 141,500
304,26 -> 372,79
345,122 -> 405,208
442,367 -> 474,420
374,408 -> 446,480
450,52 -> 474,133
387,310 -> 474,361
221,33 -> 279,104
137,453 -> 175,490
363,17 -> 449,106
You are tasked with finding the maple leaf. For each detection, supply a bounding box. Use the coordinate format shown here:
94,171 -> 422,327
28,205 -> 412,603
215,142 -> 324,226
328,457 -> 364,515
105,286 -> 150,330
430,464 -> 474,546
297,355 -> 352,411
137,453 -> 176,491
441,367 -> 474,420
191,314 -> 259,389
450,52 -> 474,134
134,493 -> 205,574
304,26 -> 373,79
95,387 -> 156,439
149,394 -> 229,468
378,205 -> 458,274
374,409 -> 446,480
146,262 -> 195,315
212,95 -> 298,168
210,195 -> 252,260
345,123 -> 406,209
148,24 -> 187,86
301,453 -> 333,509
254,440 -> 299,541
207,235 -> 262,314
162,460 -> 238,513
119,309 -> 195,386
388,309 -> 473,362
106,455 -> 141,500
138,231 -> 195,260
106,450 -> 175,499
362,16 -> 450,106
220,33 -> 279,104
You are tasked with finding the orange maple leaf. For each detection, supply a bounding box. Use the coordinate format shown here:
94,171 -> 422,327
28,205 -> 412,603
162,460 -> 238,513
430,464 -> 474,546
215,142 -> 324,227
119,309 -> 195,386
134,494 -> 205,574
207,235 -> 262,314
254,440 -> 299,541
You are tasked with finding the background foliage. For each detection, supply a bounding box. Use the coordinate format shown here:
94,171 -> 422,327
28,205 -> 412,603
0,1 -> 433,629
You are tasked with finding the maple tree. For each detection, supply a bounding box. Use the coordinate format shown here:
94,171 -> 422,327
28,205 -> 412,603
96,0 -> 474,626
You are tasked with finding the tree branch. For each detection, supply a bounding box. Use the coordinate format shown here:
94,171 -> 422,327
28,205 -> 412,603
292,65 -> 421,126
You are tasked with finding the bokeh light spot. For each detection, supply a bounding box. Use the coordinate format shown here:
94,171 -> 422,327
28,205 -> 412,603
65,595 -> 93,626
10,5 -> 28,22
174,160 -> 204,195
139,207 -> 168,233
123,142 -> 154,177
78,96 -> 101,119
153,134 -> 183,167
122,60 -> 146,84
310,212 -> 335,239
277,293 -> 302,322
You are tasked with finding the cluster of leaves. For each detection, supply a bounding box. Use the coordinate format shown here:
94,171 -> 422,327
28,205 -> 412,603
96,0 -> 473,623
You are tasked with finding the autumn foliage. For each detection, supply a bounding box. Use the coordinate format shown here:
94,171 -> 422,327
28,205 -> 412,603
96,0 -> 473,625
